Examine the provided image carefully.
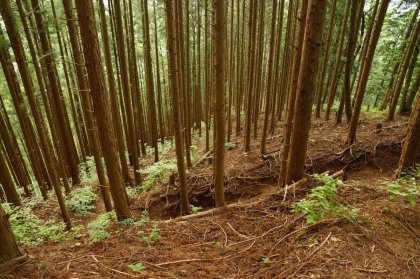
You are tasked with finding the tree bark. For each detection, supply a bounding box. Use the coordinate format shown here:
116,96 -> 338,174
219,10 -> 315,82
347,0 -> 391,143
75,0 -> 132,220
0,204 -> 28,274
285,0 -> 328,184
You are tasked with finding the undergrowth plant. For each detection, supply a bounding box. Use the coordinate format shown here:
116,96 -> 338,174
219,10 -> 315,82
78,156 -> 99,183
3,204 -> 83,247
139,223 -> 160,245
139,160 -> 177,191
66,186 -> 99,216
386,165 -> 419,205
292,174 -> 359,224
88,211 -> 116,243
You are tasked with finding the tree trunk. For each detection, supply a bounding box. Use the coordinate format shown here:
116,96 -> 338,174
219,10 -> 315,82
285,0 -> 328,184
0,204 -> 28,274
387,18 -> 420,121
278,0 -> 309,186
164,0 -> 190,214
395,92 -> 420,177
315,0 -> 338,118
347,0 -> 391,143
213,0 -> 227,207
75,0 -> 132,220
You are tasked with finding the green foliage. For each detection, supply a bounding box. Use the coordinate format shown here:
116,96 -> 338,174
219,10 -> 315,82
4,205 -> 83,247
66,186 -> 99,216
292,174 -> 359,224
225,142 -> 238,150
119,211 -> 149,227
140,160 -> 177,191
190,204 -> 202,213
78,156 -> 98,183
88,211 -> 116,243
261,257 -> 271,264
128,262 -> 146,272
139,223 -> 160,245
385,166 -> 419,205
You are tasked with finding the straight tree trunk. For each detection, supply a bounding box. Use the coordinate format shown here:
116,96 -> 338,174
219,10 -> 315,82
260,0 -> 278,154
164,0 -> 190,214
113,0 -> 142,186
336,0 -> 360,124
30,0 -> 81,186
75,0 -> 132,220
395,92 -> 420,177
142,0 -> 159,162
387,19 -> 420,121
279,0 -> 309,186
347,0 -> 391,143
285,0 -> 328,184
213,0 -> 227,207
0,149 -> 21,206
0,0 -> 72,228
62,0 -> 113,212
315,0 -> 338,118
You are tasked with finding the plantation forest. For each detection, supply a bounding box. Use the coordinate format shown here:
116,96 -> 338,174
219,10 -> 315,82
1,0 -> 420,278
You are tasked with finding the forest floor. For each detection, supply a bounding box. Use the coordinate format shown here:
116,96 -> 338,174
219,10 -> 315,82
2,110 -> 420,279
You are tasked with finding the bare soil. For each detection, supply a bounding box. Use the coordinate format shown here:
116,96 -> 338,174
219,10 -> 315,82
2,111 -> 419,279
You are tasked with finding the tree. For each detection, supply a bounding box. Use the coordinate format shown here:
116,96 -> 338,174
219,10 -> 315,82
164,0 -> 190,214
0,204 -> 28,273
284,0 -> 328,184
75,0 -> 132,220
0,0 -> 72,229
395,92 -> 420,178
213,0 -> 227,207
347,0 -> 391,143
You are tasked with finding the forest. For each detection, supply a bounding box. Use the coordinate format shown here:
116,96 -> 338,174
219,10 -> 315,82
0,0 -> 419,278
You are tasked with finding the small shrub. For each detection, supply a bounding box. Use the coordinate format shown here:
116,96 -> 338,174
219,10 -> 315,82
140,160 -> 177,191
78,156 -> 99,183
66,186 -> 99,216
139,223 -> 160,245
128,262 -> 146,272
292,174 -> 359,224
190,204 -> 202,213
225,142 -> 238,150
4,205 -> 83,247
386,165 -> 419,205
88,211 -> 116,243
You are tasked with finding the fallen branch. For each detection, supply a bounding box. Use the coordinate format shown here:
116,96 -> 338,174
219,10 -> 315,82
355,267 -> 388,273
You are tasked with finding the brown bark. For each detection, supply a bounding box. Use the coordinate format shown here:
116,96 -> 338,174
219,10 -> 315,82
387,19 -> 420,120
347,0 -> 391,143
260,0 -> 278,154
396,91 -> 420,177
113,0 -> 142,186
278,0 -> 309,186
0,204 -> 28,273
213,0 -> 227,207
62,0 -> 113,212
30,0 -> 81,185
315,0 -> 338,118
285,0 -> 328,184
0,0 -> 71,228
164,0 -> 190,214
75,0 -> 132,220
